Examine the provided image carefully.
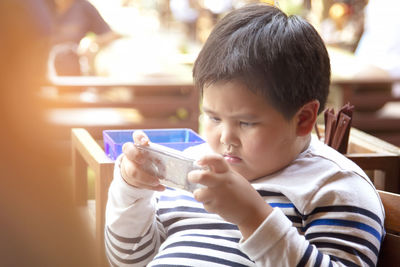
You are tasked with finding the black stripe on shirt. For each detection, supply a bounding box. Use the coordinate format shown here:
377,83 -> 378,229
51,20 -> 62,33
297,244 -> 313,267
105,236 -> 157,265
301,205 -> 382,226
163,240 -> 251,260
182,233 -> 240,243
287,215 -> 303,224
168,223 -> 238,236
316,241 -> 374,267
154,252 -> 250,267
163,217 -> 182,228
314,250 -> 323,267
105,228 -> 156,255
329,254 -> 360,267
106,224 -> 152,243
257,190 -> 285,197
306,232 -> 379,257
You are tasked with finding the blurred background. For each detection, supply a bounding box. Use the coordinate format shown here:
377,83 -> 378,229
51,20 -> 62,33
44,0 -> 400,146
1,0 -> 399,266
45,0 -> 372,77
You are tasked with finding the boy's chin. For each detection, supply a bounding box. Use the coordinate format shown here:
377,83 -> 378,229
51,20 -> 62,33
231,167 -> 260,182
234,166 -> 276,181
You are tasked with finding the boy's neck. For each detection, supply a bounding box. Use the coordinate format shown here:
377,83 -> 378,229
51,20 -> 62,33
299,134 -> 312,153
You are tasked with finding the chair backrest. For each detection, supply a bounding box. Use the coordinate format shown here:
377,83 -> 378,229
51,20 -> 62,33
377,190 -> 400,266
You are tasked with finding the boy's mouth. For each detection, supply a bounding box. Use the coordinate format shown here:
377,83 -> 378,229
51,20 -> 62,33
223,153 -> 242,164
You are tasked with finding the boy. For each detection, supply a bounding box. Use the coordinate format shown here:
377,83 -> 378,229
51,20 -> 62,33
105,4 -> 384,266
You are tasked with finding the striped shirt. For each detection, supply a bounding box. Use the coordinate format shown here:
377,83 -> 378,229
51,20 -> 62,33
105,136 -> 384,266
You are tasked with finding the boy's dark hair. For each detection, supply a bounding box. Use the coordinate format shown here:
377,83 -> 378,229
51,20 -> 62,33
193,4 -> 331,119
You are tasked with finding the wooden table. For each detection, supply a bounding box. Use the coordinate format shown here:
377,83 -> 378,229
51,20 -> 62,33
42,74 -> 201,167
44,75 -> 200,140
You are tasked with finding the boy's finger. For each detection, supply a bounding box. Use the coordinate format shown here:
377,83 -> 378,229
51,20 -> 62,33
196,154 -> 229,173
120,156 -> 164,190
133,130 -> 149,146
122,142 -> 143,163
193,187 -> 213,204
188,169 -> 221,188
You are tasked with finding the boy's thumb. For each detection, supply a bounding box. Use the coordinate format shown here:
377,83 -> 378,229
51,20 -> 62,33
132,130 -> 149,145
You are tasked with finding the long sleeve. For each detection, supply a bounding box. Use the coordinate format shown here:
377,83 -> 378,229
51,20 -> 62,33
239,208 -> 307,266
238,140 -> 385,267
105,157 -> 166,266
240,188 -> 384,267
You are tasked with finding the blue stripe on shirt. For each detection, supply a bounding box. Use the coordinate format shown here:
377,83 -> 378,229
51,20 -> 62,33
303,219 -> 381,241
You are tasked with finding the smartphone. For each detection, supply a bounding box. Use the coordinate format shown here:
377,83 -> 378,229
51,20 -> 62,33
135,143 -> 204,192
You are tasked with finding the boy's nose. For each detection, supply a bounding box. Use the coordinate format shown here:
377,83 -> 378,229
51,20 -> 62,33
219,127 -> 238,148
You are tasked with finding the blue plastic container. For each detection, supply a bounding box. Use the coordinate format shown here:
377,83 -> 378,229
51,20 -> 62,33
103,128 -> 205,160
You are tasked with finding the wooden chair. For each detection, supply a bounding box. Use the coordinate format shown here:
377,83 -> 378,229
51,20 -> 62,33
316,125 -> 400,193
377,190 -> 400,266
72,128 -> 114,266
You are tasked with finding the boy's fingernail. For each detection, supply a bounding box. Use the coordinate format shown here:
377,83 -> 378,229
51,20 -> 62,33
139,135 -> 148,144
151,180 -> 160,186
195,159 -> 203,165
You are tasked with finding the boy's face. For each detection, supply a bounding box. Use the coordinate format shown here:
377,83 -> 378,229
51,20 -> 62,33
202,80 -> 303,181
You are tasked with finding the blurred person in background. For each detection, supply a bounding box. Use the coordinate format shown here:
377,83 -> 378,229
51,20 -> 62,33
203,0 -> 233,21
355,0 -> 400,96
318,0 -> 366,52
170,0 -> 200,41
0,0 -> 96,266
47,0 -> 122,76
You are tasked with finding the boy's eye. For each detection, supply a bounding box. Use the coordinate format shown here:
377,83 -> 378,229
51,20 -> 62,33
208,116 -> 221,123
240,121 -> 256,127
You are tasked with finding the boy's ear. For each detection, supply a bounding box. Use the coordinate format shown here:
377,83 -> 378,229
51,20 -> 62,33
295,100 -> 320,136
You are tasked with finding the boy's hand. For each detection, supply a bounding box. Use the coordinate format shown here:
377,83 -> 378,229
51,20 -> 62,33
188,154 -> 273,239
119,131 -> 165,191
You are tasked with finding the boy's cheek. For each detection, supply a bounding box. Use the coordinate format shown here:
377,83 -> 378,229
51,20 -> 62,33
203,126 -> 220,152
